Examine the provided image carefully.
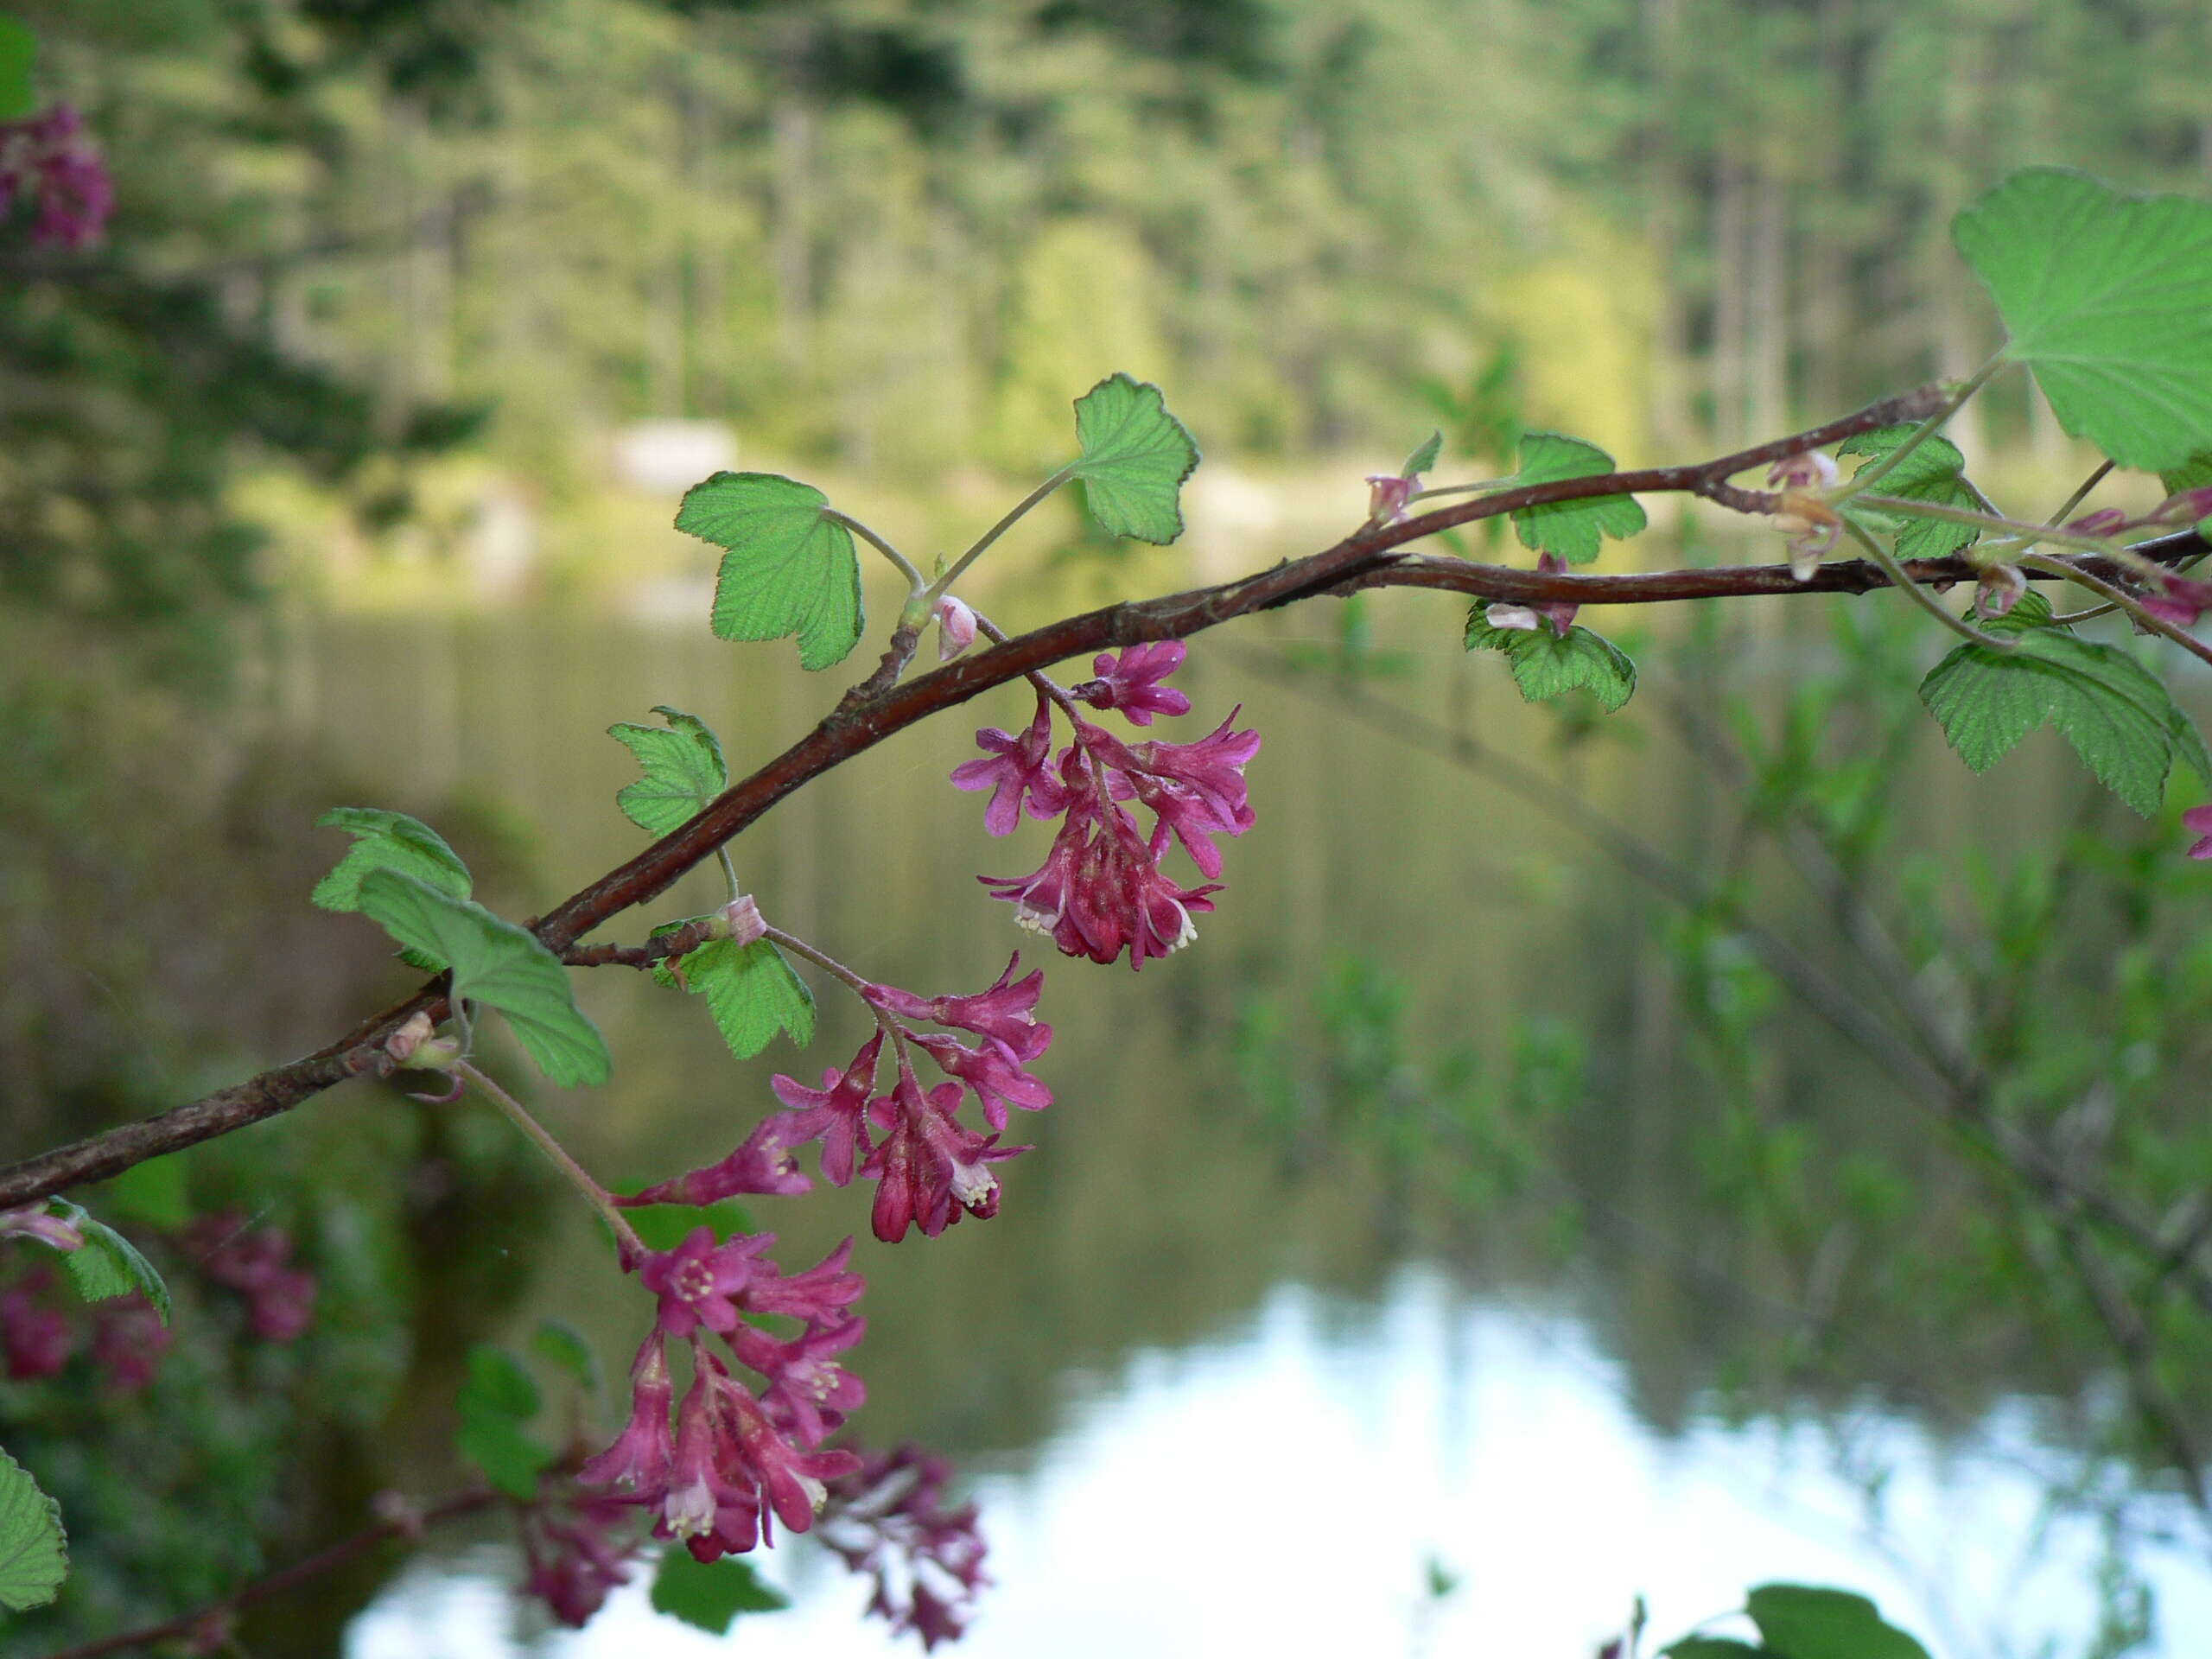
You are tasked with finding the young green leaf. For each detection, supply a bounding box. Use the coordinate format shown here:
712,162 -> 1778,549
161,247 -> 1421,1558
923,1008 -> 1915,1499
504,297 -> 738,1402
1402,430 -> 1442,477
355,869 -> 613,1086
609,705 -> 729,837
0,1447 -> 67,1612
1070,374 -> 1200,544
1745,1584 -> 1932,1659
48,1201 -> 170,1325
1954,169 -> 2212,474
1658,1643 -> 1766,1659
656,937 -> 816,1060
0,16 -> 35,123
651,1548 -> 791,1632
455,1345 -> 555,1501
1506,431 -> 1646,564
1465,607 -> 1637,711
1837,426 -> 1980,561
311,807 -> 472,912
1919,619 -> 2188,816
678,472 -> 864,671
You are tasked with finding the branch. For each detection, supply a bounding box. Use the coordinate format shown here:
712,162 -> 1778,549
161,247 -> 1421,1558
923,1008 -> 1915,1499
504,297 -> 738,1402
3,387 -> 2205,1211
41,1486 -> 501,1659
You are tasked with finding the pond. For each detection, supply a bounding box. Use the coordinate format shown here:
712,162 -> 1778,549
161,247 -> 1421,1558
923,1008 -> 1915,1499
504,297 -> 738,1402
228,566 -> 2210,1659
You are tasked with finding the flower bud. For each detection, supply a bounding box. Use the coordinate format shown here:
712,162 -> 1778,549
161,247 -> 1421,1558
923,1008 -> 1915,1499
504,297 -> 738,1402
935,595 -> 978,661
1766,450 -> 1839,490
724,894 -> 766,947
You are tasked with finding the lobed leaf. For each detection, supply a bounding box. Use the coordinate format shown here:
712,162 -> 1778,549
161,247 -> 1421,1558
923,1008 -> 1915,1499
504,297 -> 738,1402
655,935 -> 816,1060
0,1447 -> 67,1612
1745,1584 -> 1932,1659
610,705 -> 729,837
1954,168 -> 2212,473
651,1548 -> 790,1632
1507,430 -> 1646,565
1071,373 -> 1200,544
49,1201 -> 170,1325
311,807 -> 472,913
1402,429 -> 1442,477
1465,607 -> 1637,711
679,473 -> 864,671
1919,612 -> 2190,816
1837,425 -> 1980,562
356,870 -> 612,1086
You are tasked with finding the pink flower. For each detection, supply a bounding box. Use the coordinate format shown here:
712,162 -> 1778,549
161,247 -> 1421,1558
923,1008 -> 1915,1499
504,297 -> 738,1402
617,1112 -> 813,1207
2067,506 -> 2132,537
2184,804 -> 2212,861
659,1359 -> 766,1559
741,1237 -> 866,1325
1072,641 -> 1193,726
189,1215 -> 317,1342
1767,450 -> 1840,490
772,1032 -> 884,1187
0,1205 -> 81,1252
984,802 -> 1221,969
950,692 -> 1067,835
864,955 -> 1051,1059
1484,553 -> 1580,639
1365,473 -> 1418,524
639,1227 -> 773,1340
2140,574 -> 2212,630
2158,486 -> 2212,526
821,1445 -> 990,1652
0,105 -> 113,249
0,1273 -> 72,1380
935,596 -> 978,661
910,1032 -> 1052,1133
91,1294 -> 171,1392
582,1335 -> 677,1496
726,1314 -> 868,1448
521,1495 -> 639,1627
862,1067 -> 1024,1243
1975,563 -> 2028,619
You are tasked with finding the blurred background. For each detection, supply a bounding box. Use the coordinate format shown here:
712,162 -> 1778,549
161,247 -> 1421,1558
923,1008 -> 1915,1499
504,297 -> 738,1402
6,1 -> 2212,1655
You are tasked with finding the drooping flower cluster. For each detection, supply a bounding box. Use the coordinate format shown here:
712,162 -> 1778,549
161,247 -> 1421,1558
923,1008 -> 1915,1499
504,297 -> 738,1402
519,1491 -> 645,1627
188,1212 -> 320,1341
0,105 -> 112,249
953,643 -> 1259,969
819,1445 -> 990,1650
582,1228 -> 867,1562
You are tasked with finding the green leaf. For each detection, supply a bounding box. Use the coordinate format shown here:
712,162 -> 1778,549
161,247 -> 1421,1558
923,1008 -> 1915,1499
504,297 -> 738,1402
530,1319 -> 600,1395
1507,430 -> 1647,565
622,1199 -> 757,1253
455,1345 -> 554,1501
1837,426 -> 1981,562
1402,430 -> 1442,477
657,936 -> 815,1060
1954,168 -> 2212,473
1745,1584 -> 1932,1659
678,473 -> 864,671
311,808 -> 472,913
0,16 -> 35,122
49,1201 -> 170,1325
1070,373 -> 1200,544
0,1447 -> 67,1612
1659,1642 -> 1767,1659
651,1548 -> 791,1632
609,705 -> 729,837
356,869 -> 612,1086
1465,607 -> 1637,712
1919,622 -> 2188,815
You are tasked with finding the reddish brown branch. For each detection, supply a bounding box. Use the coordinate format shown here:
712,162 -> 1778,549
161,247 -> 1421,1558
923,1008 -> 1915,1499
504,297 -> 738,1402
40,1487 -> 500,1659
2,385 -> 2204,1211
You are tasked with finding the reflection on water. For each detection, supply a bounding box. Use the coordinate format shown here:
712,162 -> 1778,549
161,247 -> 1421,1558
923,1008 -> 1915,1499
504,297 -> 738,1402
349,1268 -> 2212,1659
251,591 -> 2209,1656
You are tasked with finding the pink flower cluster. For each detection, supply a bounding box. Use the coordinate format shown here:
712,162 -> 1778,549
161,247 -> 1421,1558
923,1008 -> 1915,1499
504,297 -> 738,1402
953,642 -> 1260,969
520,1491 -> 643,1626
583,1229 -> 867,1561
0,105 -> 112,248
189,1213 -> 319,1342
820,1445 -> 990,1650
